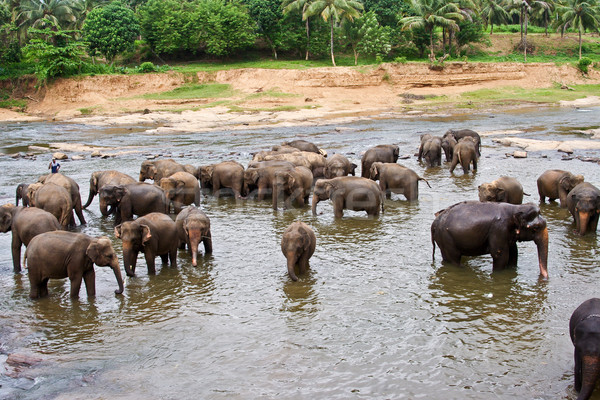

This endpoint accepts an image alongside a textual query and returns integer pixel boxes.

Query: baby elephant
[570,298,600,400]
[449,137,478,174]
[537,169,584,208]
[175,206,212,267]
[369,162,430,201]
[281,221,316,281]
[25,231,123,299]
[478,176,526,204]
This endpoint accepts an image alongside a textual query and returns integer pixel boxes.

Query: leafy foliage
[83,1,140,63]
[342,11,391,64]
[577,57,593,73]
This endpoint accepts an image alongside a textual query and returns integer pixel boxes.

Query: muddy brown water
[1,106,600,399]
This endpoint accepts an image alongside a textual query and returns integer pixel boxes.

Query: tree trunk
[520,8,524,40]
[579,29,582,60]
[491,22,494,35]
[305,17,310,61]
[354,48,358,65]
[330,18,336,67]
[429,30,435,61]
[523,7,528,62]
[449,28,454,57]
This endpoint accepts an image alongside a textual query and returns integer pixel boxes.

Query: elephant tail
[523,191,531,196]
[419,176,432,188]
[430,225,436,261]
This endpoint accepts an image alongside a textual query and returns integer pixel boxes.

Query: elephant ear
[176,180,186,193]
[496,187,506,202]
[287,174,296,189]
[369,163,380,180]
[141,224,152,245]
[250,170,260,184]
[91,173,99,189]
[114,186,127,202]
[114,224,122,238]
[86,240,102,263]
[297,226,311,251]
[559,175,574,192]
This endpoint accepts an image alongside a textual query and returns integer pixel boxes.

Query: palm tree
[16,0,80,34]
[480,0,510,34]
[507,0,552,61]
[303,0,364,66]
[554,0,600,59]
[400,0,466,62]
[282,0,312,60]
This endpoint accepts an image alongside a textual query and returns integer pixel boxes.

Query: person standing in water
[48,157,60,173]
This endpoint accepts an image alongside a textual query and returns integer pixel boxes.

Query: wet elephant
[281,221,316,281]
[431,201,548,278]
[99,182,168,225]
[312,176,384,218]
[25,231,123,299]
[15,183,31,206]
[419,136,443,167]
[478,176,525,204]
[139,159,189,183]
[198,161,245,198]
[537,169,584,208]
[175,206,212,267]
[38,173,86,225]
[28,182,73,229]
[82,170,136,215]
[361,144,400,178]
[449,137,478,174]
[369,162,430,201]
[254,151,325,177]
[0,205,61,273]
[446,128,481,156]
[567,183,600,235]
[441,134,457,162]
[115,212,178,277]
[244,162,295,201]
[323,154,357,178]
[158,171,200,214]
[570,298,600,400]
[281,139,326,156]
[273,166,313,210]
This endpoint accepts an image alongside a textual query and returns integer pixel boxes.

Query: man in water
[48,157,60,173]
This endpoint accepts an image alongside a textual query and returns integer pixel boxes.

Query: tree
[341,10,390,64]
[246,0,286,59]
[400,0,466,61]
[554,0,600,59]
[507,0,552,61]
[303,0,364,66]
[282,0,312,60]
[480,0,510,34]
[16,0,80,37]
[137,0,196,56]
[83,1,139,65]
[362,0,409,26]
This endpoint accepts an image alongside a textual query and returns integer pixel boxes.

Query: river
[1,106,599,399]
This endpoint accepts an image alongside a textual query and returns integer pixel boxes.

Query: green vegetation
[140,83,236,100]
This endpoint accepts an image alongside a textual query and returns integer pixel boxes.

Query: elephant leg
[472,157,477,171]
[39,278,49,298]
[143,249,156,274]
[508,243,518,267]
[298,251,311,275]
[83,269,96,296]
[11,235,22,273]
[575,350,583,392]
[28,274,40,298]
[74,199,86,224]
[69,273,83,297]
[439,244,461,265]
[490,242,510,271]
[169,246,177,268]
[333,197,344,218]
[203,232,213,254]
[590,215,599,233]
[160,254,168,264]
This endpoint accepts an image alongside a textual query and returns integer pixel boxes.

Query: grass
[0,99,27,112]
[140,83,236,100]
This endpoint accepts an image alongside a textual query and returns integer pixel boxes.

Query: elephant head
[0,204,13,233]
[114,221,151,277]
[243,168,261,198]
[25,183,43,207]
[158,176,183,202]
[281,224,313,281]
[198,165,214,189]
[561,173,585,194]
[312,179,336,215]
[512,204,548,278]
[570,299,600,400]
[83,171,102,210]
[369,162,384,181]
[139,161,157,182]
[99,185,127,216]
[16,183,30,207]
[86,236,124,294]
[183,214,210,267]
[570,191,600,236]
[478,182,505,202]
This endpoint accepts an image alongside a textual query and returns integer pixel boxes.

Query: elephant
[0,205,61,273]
[537,169,585,208]
[281,139,326,156]
[28,182,73,229]
[567,183,600,235]
[281,221,316,281]
[16,183,31,206]
[570,298,600,400]
[244,162,295,201]
[323,154,357,178]
[115,212,179,277]
[449,137,478,174]
[446,128,481,156]
[419,136,443,167]
[82,170,136,215]
[175,206,212,267]
[270,145,302,154]
[478,176,525,205]
[158,171,200,214]
[361,144,400,178]
[254,151,325,177]
[38,173,86,225]
[139,159,189,183]
[312,176,384,218]
[431,201,549,278]
[369,162,431,201]
[273,166,313,210]
[24,231,123,299]
[198,161,245,198]
[441,134,457,162]
[99,182,168,225]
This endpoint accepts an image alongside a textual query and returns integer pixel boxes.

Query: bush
[394,56,407,64]
[138,61,158,73]
[577,57,593,74]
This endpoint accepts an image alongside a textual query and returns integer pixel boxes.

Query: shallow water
[1,106,600,399]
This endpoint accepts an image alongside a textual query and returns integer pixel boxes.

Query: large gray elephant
[478,176,525,205]
[24,231,123,299]
[312,176,384,218]
[418,135,443,167]
[281,221,316,281]
[537,169,584,208]
[361,144,399,178]
[158,171,200,214]
[115,212,178,277]
[323,154,357,178]
[273,166,313,210]
[175,206,212,267]
[83,170,136,215]
[449,137,478,174]
[99,182,168,225]
[38,173,86,225]
[198,161,245,198]
[0,205,61,273]
[570,298,600,400]
[244,162,295,201]
[567,183,600,236]
[281,139,326,156]
[431,201,548,278]
[369,162,430,201]
[28,182,73,228]
[446,128,481,156]
[139,159,190,183]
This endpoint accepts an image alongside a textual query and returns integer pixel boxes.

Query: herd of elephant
[1,132,600,398]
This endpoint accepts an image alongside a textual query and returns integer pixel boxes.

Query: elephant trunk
[286,251,299,281]
[578,210,593,236]
[312,194,319,215]
[83,189,95,209]
[534,226,549,279]
[578,355,600,400]
[189,237,200,267]
[99,198,111,217]
[122,246,135,277]
[111,261,124,295]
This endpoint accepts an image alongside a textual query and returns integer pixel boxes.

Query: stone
[557,144,574,154]
[71,155,85,160]
[91,151,102,157]
[52,152,68,160]
[513,151,527,158]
